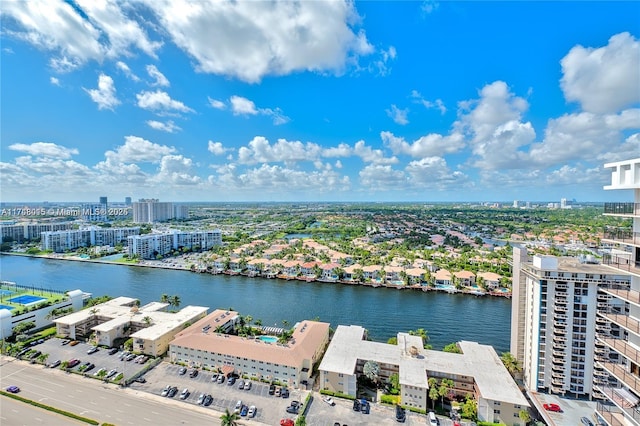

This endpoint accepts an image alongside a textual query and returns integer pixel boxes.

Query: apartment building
[127,230,222,259]
[169,310,330,387]
[132,199,188,223]
[511,247,630,399]
[320,325,528,425]
[41,227,140,252]
[1,222,74,243]
[597,157,640,425]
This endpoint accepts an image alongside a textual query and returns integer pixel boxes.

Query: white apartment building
[320,325,528,425]
[132,199,188,223]
[169,310,330,387]
[41,227,140,252]
[54,296,208,356]
[127,230,222,259]
[597,157,640,425]
[1,222,74,243]
[511,247,630,399]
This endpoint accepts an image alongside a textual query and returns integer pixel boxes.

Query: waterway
[0,255,512,353]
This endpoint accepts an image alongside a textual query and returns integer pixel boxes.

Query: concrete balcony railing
[602,287,640,306]
[601,312,640,336]
[603,227,640,246]
[600,337,640,365]
[596,385,640,424]
[604,202,640,216]
[595,401,626,426]
[602,254,640,276]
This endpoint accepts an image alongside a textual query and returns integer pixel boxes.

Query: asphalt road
[0,396,87,426]
[0,356,269,425]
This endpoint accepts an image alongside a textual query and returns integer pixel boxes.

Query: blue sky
[1,1,639,203]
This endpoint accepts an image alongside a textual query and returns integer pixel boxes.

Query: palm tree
[143,316,153,326]
[220,408,240,426]
[37,352,49,365]
[500,352,522,377]
[254,319,262,327]
[89,307,99,316]
[170,295,181,310]
[428,378,439,410]
[160,294,170,304]
[438,378,454,406]
[408,328,431,349]
[363,360,380,384]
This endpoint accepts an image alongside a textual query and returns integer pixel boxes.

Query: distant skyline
[1,1,639,202]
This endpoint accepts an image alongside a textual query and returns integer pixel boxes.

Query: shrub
[381,394,400,405]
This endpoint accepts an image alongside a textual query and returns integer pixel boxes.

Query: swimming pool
[0,289,13,296]
[8,295,47,305]
[0,304,14,310]
[258,335,278,343]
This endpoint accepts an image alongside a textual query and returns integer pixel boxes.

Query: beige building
[319,325,528,425]
[54,297,208,356]
[169,310,330,387]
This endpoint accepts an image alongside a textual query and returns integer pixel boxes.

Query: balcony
[554,320,568,328]
[553,335,567,343]
[596,401,626,426]
[604,202,640,216]
[552,349,566,357]
[603,227,640,246]
[601,312,640,336]
[602,287,640,307]
[600,338,640,365]
[553,328,568,336]
[596,385,640,423]
[599,362,640,395]
[602,254,640,276]
[554,304,567,313]
[554,312,568,321]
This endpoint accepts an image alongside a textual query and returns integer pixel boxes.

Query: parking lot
[22,338,151,383]
[133,362,308,425]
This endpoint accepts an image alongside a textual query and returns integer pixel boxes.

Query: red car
[544,403,562,412]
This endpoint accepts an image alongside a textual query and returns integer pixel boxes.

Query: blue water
[258,336,278,343]
[8,294,46,305]
[0,304,14,310]
[0,255,512,353]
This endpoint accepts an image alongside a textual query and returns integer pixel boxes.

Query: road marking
[143,418,152,422]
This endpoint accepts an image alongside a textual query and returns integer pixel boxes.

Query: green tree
[12,321,36,335]
[438,378,454,407]
[37,352,49,365]
[220,408,240,426]
[387,336,398,345]
[170,295,181,310]
[363,360,380,384]
[461,393,477,420]
[160,294,170,304]
[519,409,532,425]
[443,343,462,354]
[408,328,431,349]
[500,352,522,376]
[428,378,439,410]
[143,316,153,326]
[388,372,400,395]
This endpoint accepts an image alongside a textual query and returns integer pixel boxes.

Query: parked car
[203,394,213,406]
[168,386,178,397]
[247,405,257,418]
[353,399,361,412]
[237,379,245,389]
[29,350,41,360]
[108,347,119,355]
[234,400,243,413]
[581,418,594,426]
[134,377,146,383]
[67,359,81,368]
[217,374,225,384]
[243,381,252,390]
[161,385,171,397]
[275,387,281,397]
[323,396,336,406]
[61,340,70,346]
[361,400,370,414]
[240,405,249,417]
[87,346,99,354]
[189,369,198,378]
[125,353,136,361]
[69,340,79,346]
[179,388,190,400]
[395,405,406,423]
[197,393,206,405]
[269,384,276,395]
[178,367,187,375]
[281,388,289,398]
[6,385,20,393]
[83,362,95,372]
[543,403,562,412]
[106,369,118,379]
[227,376,236,386]
[286,401,300,414]
[211,373,219,382]
[48,359,61,368]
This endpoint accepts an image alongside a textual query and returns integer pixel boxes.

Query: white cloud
[386,104,409,125]
[353,140,398,165]
[140,0,374,83]
[208,97,226,110]
[411,90,446,114]
[2,0,160,71]
[146,120,181,133]
[359,164,406,191]
[322,143,352,158]
[207,141,231,155]
[381,131,465,158]
[8,142,79,159]
[560,32,640,114]
[229,96,290,125]
[84,73,120,110]
[116,61,140,81]
[421,1,440,14]
[405,157,469,190]
[50,76,60,86]
[237,136,322,165]
[156,155,201,185]
[103,135,176,164]
[146,64,170,87]
[136,90,193,114]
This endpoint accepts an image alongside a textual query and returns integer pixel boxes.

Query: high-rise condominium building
[597,157,640,425]
[132,199,188,223]
[511,247,630,399]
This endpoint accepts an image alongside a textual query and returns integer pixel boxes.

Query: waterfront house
[282,260,301,278]
[405,267,427,285]
[300,261,319,277]
[385,266,404,283]
[320,263,341,281]
[434,269,452,286]
[342,264,362,282]
[362,265,383,281]
[476,271,502,289]
[454,270,476,286]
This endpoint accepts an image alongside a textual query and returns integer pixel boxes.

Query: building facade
[1,222,74,243]
[597,157,640,425]
[127,230,222,259]
[132,199,188,223]
[169,310,330,388]
[41,227,140,252]
[320,325,528,425]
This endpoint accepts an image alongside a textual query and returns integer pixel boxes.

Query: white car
[322,396,336,406]
[180,388,190,400]
[247,405,257,418]
[197,393,205,405]
[234,400,243,413]
[243,381,252,390]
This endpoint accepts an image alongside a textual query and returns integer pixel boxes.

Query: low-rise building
[319,325,529,425]
[54,297,208,356]
[169,310,330,387]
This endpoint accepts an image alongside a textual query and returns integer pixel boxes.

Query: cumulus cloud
[237,136,322,165]
[50,76,60,86]
[411,90,446,114]
[208,97,226,110]
[561,32,640,114]
[136,90,193,114]
[207,141,231,156]
[156,155,201,185]
[229,96,290,125]
[103,135,176,164]
[2,0,160,71]
[381,131,465,158]
[84,73,120,110]
[140,0,374,83]
[146,64,169,87]
[405,157,469,190]
[359,164,406,191]
[386,104,409,125]
[8,142,79,159]
[116,61,140,81]
[146,120,181,133]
